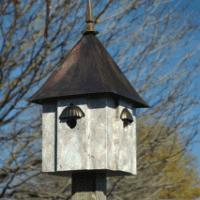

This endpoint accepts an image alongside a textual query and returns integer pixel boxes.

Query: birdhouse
[30,0,148,177]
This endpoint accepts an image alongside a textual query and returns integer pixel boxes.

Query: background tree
[0,0,200,199]
[107,123,200,200]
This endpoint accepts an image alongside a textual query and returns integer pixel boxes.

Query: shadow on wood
[72,172,106,200]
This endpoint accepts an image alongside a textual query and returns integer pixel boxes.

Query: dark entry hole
[66,119,77,129]
[123,120,129,128]
[59,104,85,129]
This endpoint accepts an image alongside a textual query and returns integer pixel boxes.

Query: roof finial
[85,0,97,34]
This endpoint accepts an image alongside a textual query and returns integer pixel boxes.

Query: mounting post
[72,172,107,200]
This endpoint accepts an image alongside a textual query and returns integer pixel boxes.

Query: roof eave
[29,92,149,108]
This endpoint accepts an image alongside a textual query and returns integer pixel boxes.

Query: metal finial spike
[86,0,94,22]
[85,0,95,33]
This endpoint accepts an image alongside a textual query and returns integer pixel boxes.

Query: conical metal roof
[30,34,148,107]
[30,0,148,108]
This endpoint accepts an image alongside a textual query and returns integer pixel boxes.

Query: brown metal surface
[59,105,85,122]
[30,33,148,107]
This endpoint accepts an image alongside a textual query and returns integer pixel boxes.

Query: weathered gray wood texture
[42,97,136,175]
[42,103,56,172]
[71,172,106,200]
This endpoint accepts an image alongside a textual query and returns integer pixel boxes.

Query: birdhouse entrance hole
[120,108,133,128]
[59,104,85,129]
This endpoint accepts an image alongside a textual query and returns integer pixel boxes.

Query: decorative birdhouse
[30,0,148,177]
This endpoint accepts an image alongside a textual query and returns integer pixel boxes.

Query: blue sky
[0,0,200,176]
[185,0,200,173]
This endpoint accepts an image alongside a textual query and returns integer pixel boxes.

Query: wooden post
[72,172,107,200]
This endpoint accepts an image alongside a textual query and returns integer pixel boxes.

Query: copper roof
[30,33,148,108]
